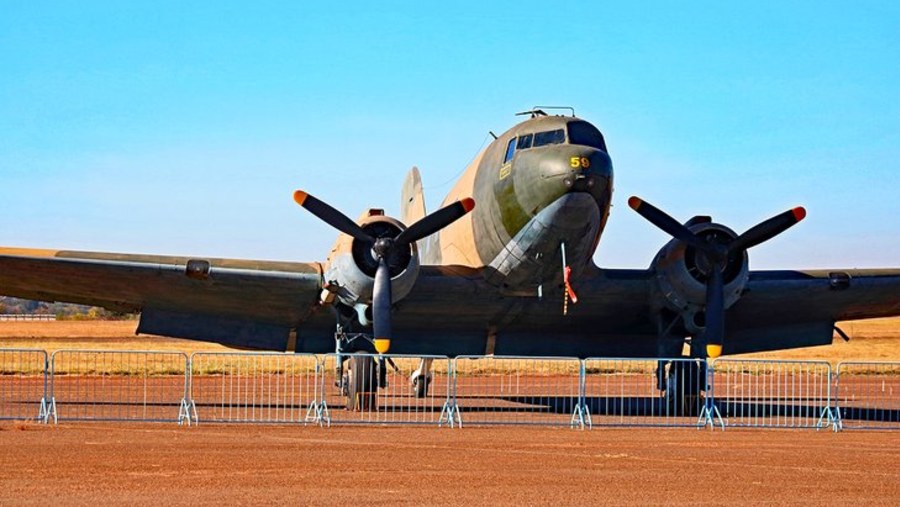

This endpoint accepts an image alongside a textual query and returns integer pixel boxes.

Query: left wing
[0,247,330,349]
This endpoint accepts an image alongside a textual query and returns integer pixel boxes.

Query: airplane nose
[538,146,612,197]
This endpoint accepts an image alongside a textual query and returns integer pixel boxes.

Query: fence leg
[439,399,461,428]
[178,398,197,426]
[38,397,50,424]
[569,402,590,430]
[46,397,57,424]
[698,397,725,431]
[304,359,330,427]
[569,361,591,430]
[816,406,840,432]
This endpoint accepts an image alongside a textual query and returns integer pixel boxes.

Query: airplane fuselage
[423,114,613,292]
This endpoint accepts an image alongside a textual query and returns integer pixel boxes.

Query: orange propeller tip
[293,190,308,206]
[627,196,642,210]
[461,197,475,213]
[792,207,807,222]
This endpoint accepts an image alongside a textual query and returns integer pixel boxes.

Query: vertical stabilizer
[401,166,427,225]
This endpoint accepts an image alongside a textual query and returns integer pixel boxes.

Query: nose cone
[538,145,612,194]
[512,145,612,215]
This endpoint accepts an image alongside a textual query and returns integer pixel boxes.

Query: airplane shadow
[456,396,701,417]
[836,406,900,423]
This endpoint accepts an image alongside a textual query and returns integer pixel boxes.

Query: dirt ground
[1,319,899,505]
[0,422,897,506]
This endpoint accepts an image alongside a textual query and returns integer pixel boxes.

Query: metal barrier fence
[0,314,57,321]
[834,362,900,430]
[50,350,190,424]
[0,349,50,422]
[451,356,584,427]
[320,354,453,426]
[710,359,836,430]
[189,352,322,425]
[2,348,898,431]
[583,357,713,428]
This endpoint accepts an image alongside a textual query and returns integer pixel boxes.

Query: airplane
[2,107,899,407]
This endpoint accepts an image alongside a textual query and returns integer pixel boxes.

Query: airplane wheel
[411,375,431,398]
[348,355,377,411]
[666,361,706,417]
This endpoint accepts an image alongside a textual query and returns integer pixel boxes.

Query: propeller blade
[372,258,392,354]
[293,190,374,243]
[395,198,475,246]
[727,207,806,254]
[627,197,708,252]
[704,264,725,359]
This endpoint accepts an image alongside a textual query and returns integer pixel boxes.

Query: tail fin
[401,166,427,225]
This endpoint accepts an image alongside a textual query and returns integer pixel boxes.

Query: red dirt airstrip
[1,422,898,506]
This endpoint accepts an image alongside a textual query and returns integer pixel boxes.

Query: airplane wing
[397,266,900,357]
[723,269,900,354]
[2,246,898,357]
[0,247,331,350]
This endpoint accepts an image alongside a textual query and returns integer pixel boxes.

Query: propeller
[628,196,806,358]
[294,190,475,354]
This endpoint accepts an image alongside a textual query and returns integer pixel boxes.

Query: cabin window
[503,138,516,163]
[567,121,608,152]
[516,134,533,150]
[532,129,565,147]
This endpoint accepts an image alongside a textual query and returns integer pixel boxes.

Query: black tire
[412,375,431,398]
[347,355,377,411]
[666,361,707,416]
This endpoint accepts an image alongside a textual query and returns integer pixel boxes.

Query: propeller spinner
[628,196,806,358]
[294,190,475,354]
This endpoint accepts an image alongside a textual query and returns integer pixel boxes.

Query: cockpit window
[516,134,533,150]
[503,138,516,163]
[532,129,565,147]
[567,121,608,152]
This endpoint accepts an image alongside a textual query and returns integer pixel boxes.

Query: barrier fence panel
[451,356,583,427]
[583,358,710,428]
[189,352,322,425]
[50,350,190,423]
[711,359,835,430]
[834,362,900,430]
[0,349,50,422]
[320,354,452,426]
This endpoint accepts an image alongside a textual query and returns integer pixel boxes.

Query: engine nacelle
[321,211,420,315]
[651,222,749,333]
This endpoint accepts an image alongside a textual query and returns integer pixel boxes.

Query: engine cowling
[322,213,420,314]
[651,221,749,333]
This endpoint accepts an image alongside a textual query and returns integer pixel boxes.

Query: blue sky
[1,1,897,269]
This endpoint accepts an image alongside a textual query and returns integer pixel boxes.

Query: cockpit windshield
[532,129,565,147]
[567,121,608,153]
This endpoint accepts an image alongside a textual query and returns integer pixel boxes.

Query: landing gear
[410,358,433,398]
[664,360,707,417]
[347,355,378,411]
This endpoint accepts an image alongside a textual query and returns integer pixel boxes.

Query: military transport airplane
[2,108,899,402]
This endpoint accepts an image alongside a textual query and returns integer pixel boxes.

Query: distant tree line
[0,296,136,320]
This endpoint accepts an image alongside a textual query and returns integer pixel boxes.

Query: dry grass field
[1,317,898,364]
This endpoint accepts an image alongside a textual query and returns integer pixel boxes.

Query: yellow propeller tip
[706,344,722,359]
[293,190,308,206]
[373,338,391,354]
